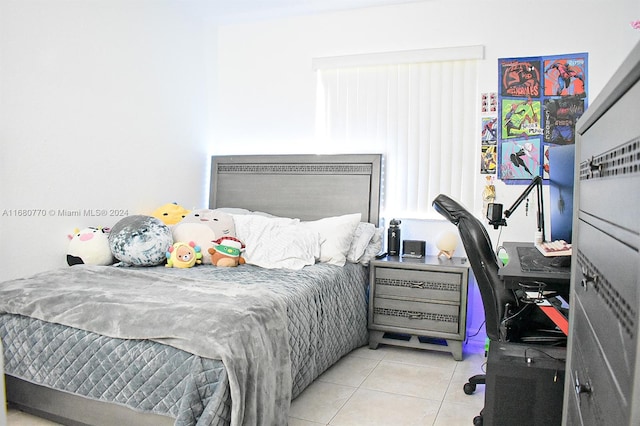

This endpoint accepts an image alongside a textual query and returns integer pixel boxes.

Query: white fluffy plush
[67,227,114,266]
[172,209,237,264]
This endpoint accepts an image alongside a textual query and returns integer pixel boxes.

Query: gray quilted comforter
[0,263,369,425]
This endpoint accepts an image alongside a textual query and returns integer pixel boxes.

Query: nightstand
[368,255,470,360]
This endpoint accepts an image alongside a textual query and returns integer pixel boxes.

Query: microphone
[487,203,507,229]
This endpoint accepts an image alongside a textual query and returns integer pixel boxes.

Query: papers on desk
[535,240,572,257]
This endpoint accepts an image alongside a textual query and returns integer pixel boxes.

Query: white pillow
[232,214,319,270]
[218,207,280,218]
[300,213,362,266]
[347,222,377,264]
[359,227,383,266]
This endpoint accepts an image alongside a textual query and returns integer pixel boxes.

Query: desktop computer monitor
[548,144,575,243]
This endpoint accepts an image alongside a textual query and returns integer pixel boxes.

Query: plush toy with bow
[208,236,246,267]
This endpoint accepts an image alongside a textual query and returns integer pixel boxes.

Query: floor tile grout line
[325,354,383,426]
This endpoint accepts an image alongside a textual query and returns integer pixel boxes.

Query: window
[314,46,483,219]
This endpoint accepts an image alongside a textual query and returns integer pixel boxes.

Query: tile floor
[6,340,487,426]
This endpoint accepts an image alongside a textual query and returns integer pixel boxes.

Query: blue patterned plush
[108,215,173,266]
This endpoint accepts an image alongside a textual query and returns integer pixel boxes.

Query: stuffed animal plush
[151,202,191,225]
[67,227,114,266]
[165,241,202,268]
[172,209,237,264]
[208,236,246,267]
[109,215,173,266]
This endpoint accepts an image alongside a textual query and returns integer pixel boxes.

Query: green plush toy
[208,236,246,267]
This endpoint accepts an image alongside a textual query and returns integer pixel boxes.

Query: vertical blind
[314,46,482,219]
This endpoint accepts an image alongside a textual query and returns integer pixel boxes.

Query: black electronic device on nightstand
[402,240,425,258]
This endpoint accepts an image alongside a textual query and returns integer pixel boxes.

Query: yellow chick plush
[151,202,190,225]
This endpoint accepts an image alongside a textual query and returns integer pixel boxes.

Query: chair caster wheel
[463,382,476,395]
[473,415,483,426]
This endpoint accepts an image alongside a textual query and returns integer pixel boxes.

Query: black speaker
[402,240,425,258]
[484,342,566,426]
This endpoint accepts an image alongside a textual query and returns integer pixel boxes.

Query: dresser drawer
[577,156,640,235]
[569,300,628,426]
[373,267,462,303]
[372,297,459,334]
[577,80,640,235]
[574,220,638,401]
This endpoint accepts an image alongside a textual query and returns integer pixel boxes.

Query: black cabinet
[485,342,566,426]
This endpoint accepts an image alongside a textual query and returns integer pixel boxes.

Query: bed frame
[210,154,381,224]
[5,153,382,425]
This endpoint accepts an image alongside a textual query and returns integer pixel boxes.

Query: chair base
[463,374,486,395]
[473,410,484,426]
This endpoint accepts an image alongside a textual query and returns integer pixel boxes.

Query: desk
[498,242,571,291]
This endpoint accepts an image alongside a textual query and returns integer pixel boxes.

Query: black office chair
[432,194,566,425]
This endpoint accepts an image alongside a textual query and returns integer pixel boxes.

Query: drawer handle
[574,373,592,397]
[589,157,602,175]
[410,282,426,289]
[580,268,598,291]
[408,313,424,320]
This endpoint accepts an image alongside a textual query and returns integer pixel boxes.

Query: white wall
[214,0,640,253]
[0,0,212,280]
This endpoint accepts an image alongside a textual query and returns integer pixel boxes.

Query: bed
[0,154,382,426]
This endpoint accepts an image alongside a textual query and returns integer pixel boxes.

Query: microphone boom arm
[504,175,545,241]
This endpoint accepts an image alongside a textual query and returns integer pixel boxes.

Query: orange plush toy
[208,236,246,267]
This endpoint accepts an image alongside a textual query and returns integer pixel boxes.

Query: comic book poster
[543,95,586,144]
[501,98,542,140]
[497,53,587,182]
[481,144,497,174]
[482,116,498,143]
[543,56,587,97]
[480,93,498,175]
[499,137,542,180]
[499,58,541,98]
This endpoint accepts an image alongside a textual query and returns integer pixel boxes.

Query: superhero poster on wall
[497,53,587,182]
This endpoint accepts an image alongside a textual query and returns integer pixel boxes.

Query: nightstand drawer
[372,297,459,333]
[373,267,462,303]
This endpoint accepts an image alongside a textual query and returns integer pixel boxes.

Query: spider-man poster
[543,57,586,97]
[498,53,587,182]
[500,58,541,98]
[500,137,542,180]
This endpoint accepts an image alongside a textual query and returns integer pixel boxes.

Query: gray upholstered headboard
[209,154,381,224]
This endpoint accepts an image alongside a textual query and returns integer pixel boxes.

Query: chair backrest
[432,194,517,341]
